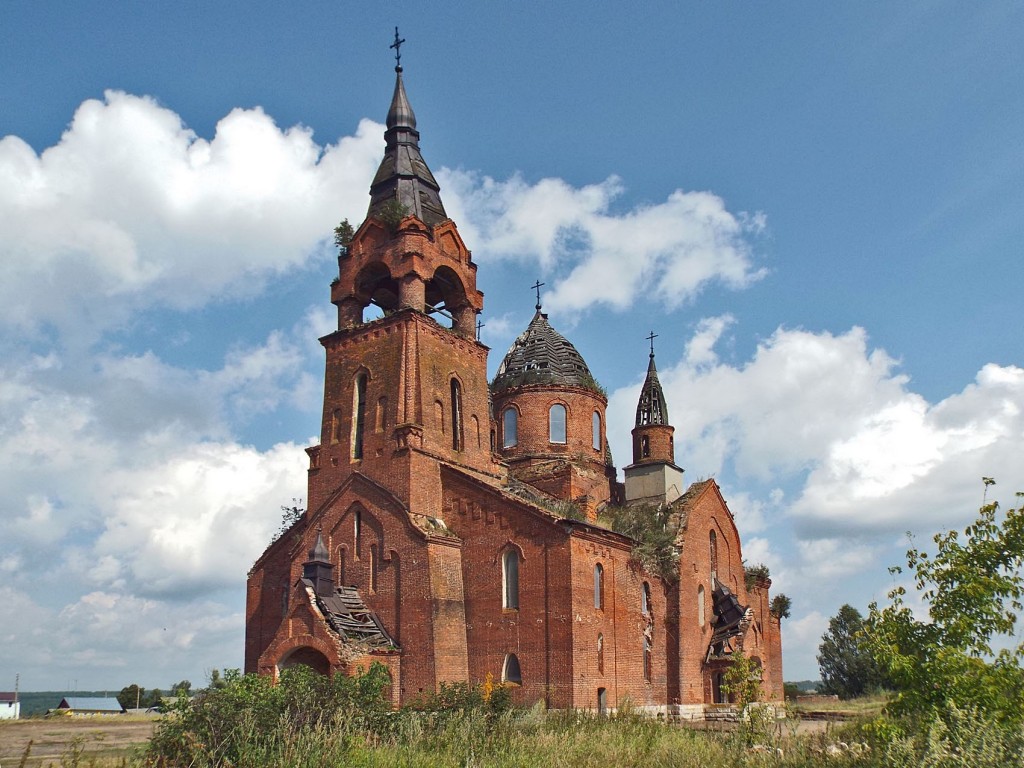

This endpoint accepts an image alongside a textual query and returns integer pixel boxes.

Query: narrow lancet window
[592,411,601,451]
[594,563,604,610]
[643,636,652,682]
[351,372,367,460]
[450,379,463,451]
[502,549,519,610]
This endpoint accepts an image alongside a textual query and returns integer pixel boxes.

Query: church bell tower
[306,42,494,518]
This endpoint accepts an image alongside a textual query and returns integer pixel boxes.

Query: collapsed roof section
[707,580,754,662]
[302,580,397,650]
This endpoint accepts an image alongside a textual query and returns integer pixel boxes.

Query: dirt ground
[0,716,157,767]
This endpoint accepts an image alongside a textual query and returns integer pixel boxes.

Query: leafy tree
[817,604,887,699]
[334,218,355,256]
[206,668,236,691]
[721,651,779,746]
[744,562,771,590]
[864,489,1024,722]
[169,679,191,697]
[721,650,763,709]
[770,594,792,620]
[117,683,144,710]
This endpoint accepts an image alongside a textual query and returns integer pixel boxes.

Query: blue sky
[2,1,1022,690]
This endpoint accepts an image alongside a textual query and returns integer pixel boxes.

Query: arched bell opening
[354,262,400,323]
[278,646,331,676]
[425,266,474,336]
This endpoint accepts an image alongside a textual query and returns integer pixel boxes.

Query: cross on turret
[390,27,406,72]
[646,330,658,357]
[532,280,545,311]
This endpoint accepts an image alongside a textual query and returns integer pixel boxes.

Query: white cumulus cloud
[0,90,382,341]
[440,170,766,315]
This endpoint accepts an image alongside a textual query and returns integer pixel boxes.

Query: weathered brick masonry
[245,61,783,715]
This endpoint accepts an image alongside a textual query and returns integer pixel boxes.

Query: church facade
[245,59,783,717]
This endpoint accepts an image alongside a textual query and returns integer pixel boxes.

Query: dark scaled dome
[492,310,602,395]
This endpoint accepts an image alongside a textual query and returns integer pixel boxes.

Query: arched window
[643,635,652,682]
[592,411,601,451]
[450,379,463,451]
[549,404,567,444]
[594,563,604,610]
[641,582,651,615]
[375,396,387,432]
[351,372,367,460]
[502,549,519,610]
[471,414,480,448]
[698,584,706,628]
[502,653,522,685]
[709,530,718,583]
[641,435,650,458]
[502,408,518,448]
[597,633,604,674]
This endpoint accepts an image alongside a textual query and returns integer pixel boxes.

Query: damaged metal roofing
[304,581,397,649]
[492,310,601,394]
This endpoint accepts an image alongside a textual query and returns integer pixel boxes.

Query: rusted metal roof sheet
[309,583,397,649]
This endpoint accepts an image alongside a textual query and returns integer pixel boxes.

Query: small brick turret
[624,343,684,505]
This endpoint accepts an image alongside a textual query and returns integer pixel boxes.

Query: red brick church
[245,53,783,717]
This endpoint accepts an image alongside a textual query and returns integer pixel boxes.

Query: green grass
[791,693,889,716]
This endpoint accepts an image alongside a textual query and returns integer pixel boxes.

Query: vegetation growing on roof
[377,199,409,231]
[506,477,585,521]
[489,370,607,398]
[770,593,792,619]
[334,218,354,257]
[578,372,608,398]
[598,503,680,581]
[744,562,771,590]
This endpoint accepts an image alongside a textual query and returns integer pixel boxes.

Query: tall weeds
[142,668,1022,767]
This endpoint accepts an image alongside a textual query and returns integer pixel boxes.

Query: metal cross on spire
[646,330,658,357]
[476,318,485,340]
[390,27,406,72]
[531,280,545,311]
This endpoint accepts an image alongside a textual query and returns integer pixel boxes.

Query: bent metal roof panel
[492,310,601,394]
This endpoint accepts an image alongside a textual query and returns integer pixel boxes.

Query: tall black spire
[635,337,669,427]
[367,30,448,226]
